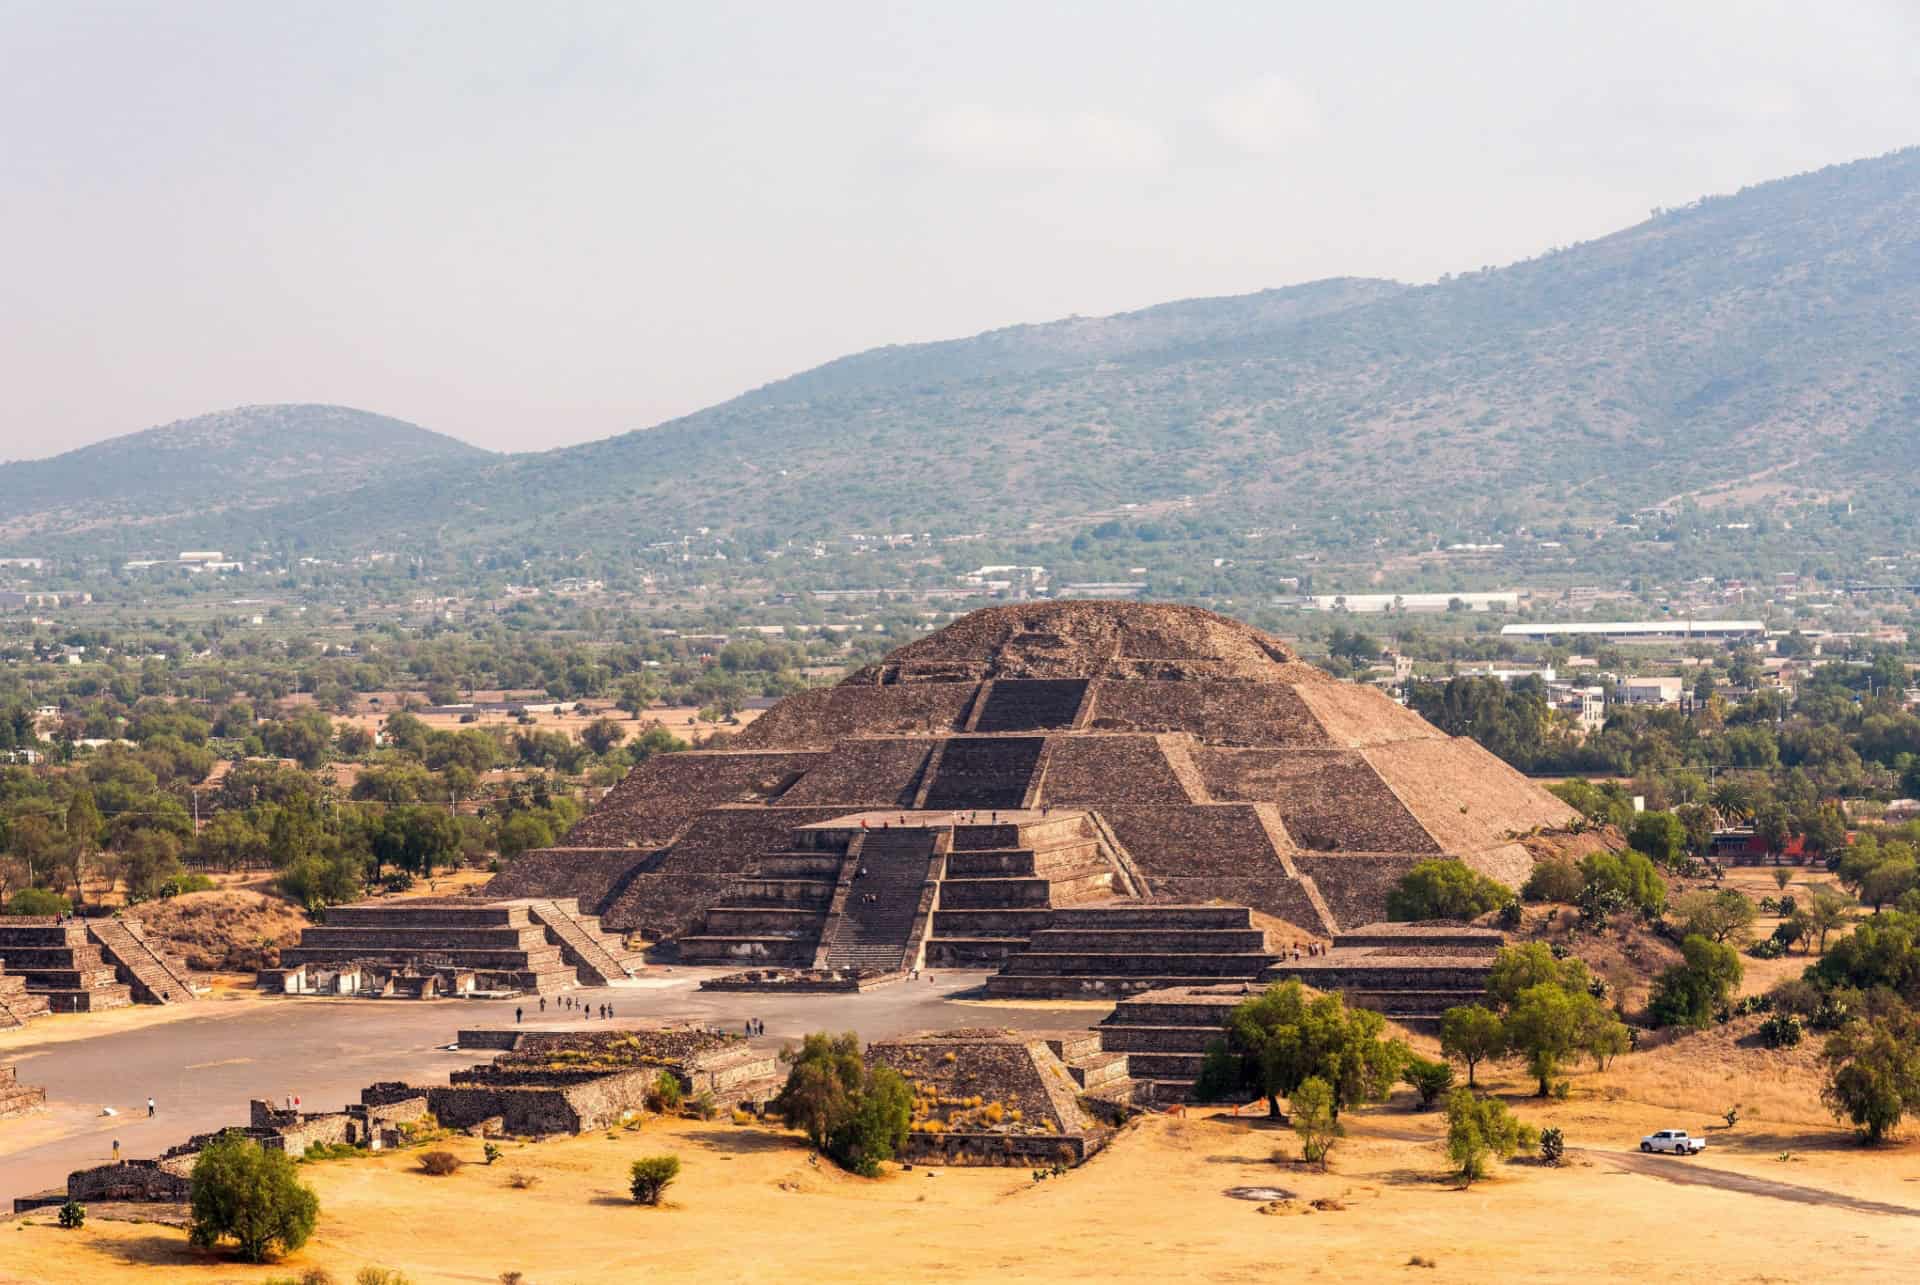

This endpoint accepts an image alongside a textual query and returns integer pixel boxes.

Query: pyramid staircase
[825,828,939,972]
[277,902,585,993]
[522,899,640,985]
[88,918,206,1004]
[0,1064,45,1117]
[0,922,133,1012]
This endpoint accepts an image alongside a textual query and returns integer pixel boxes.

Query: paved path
[0,970,1093,1202]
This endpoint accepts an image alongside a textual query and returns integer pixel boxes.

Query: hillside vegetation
[8,147,1920,563]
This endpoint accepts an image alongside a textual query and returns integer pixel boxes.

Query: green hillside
[8,147,1920,572]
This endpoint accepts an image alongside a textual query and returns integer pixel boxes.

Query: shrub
[482,1143,501,1165]
[687,1090,718,1121]
[629,1155,680,1205]
[1669,888,1757,944]
[1758,1014,1804,1044]
[57,1200,84,1229]
[506,1171,539,1190]
[355,1270,414,1285]
[1386,860,1511,922]
[417,1150,461,1176]
[1579,851,1666,919]
[189,1132,320,1262]
[1522,859,1583,905]
[1749,938,1786,960]
[159,872,217,899]
[7,888,70,917]
[1769,978,1822,1019]
[1497,898,1523,930]
[647,1070,684,1114]
[1401,1056,1454,1110]
[1538,1126,1564,1166]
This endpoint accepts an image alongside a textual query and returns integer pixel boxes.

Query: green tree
[1439,1003,1507,1087]
[1821,1012,1920,1143]
[187,1132,319,1263]
[1218,981,1409,1119]
[1668,888,1757,944]
[1579,850,1667,918]
[580,718,628,757]
[773,1031,912,1177]
[1402,1056,1454,1109]
[1290,1076,1342,1168]
[1626,811,1687,868]
[1806,885,1853,954]
[1445,1086,1532,1185]
[1648,935,1744,1029]
[1385,859,1511,922]
[628,1155,681,1205]
[1505,983,1590,1095]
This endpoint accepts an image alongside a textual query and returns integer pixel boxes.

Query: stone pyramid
[490,602,1574,946]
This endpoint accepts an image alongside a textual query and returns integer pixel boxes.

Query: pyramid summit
[490,602,1575,965]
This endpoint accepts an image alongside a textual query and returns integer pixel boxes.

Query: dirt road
[1586,1146,1920,1217]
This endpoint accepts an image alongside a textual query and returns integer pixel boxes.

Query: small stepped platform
[0,966,50,1028]
[269,898,635,995]
[983,904,1275,999]
[1095,984,1262,1103]
[0,923,135,1012]
[1262,921,1503,1033]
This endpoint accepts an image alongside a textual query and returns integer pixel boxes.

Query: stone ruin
[0,1064,44,1119]
[868,1028,1139,1167]
[0,917,205,1019]
[486,601,1573,993]
[261,897,643,996]
[21,1025,783,1213]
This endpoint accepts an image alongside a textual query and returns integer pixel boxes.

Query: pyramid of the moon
[489,602,1575,963]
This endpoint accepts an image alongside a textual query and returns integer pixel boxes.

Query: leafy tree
[1290,1076,1341,1168]
[1668,888,1757,944]
[1486,942,1592,1010]
[1505,983,1589,1095]
[115,829,184,902]
[1822,1011,1920,1143]
[1439,1003,1507,1087]
[1402,1056,1454,1109]
[1626,811,1687,868]
[580,718,628,757]
[1385,860,1511,922]
[1811,909,1920,998]
[1216,981,1409,1119]
[7,887,70,916]
[1648,935,1744,1029]
[773,1031,911,1177]
[1806,885,1853,954]
[1862,860,1917,912]
[188,1132,320,1263]
[1445,1086,1532,1185]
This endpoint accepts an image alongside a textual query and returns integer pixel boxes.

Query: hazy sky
[4,1,1918,461]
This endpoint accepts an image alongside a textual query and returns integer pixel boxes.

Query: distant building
[1615,676,1685,707]
[1059,582,1147,599]
[1500,619,1766,643]
[1308,591,1519,614]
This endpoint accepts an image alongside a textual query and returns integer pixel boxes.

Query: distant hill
[10,146,1920,566]
[0,405,488,544]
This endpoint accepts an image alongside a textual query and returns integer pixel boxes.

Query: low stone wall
[68,1158,193,1203]
[901,1130,1093,1167]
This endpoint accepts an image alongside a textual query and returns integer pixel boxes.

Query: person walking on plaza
[516,1005,523,1024]
[147,1096,155,1117]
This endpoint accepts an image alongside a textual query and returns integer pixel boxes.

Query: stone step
[721,878,837,905]
[924,937,1025,966]
[39,985,134,1013]
[1263,963,1493,989]
[937,877,1051,909]
[928,908,1054,937]
[1106,1050,1205,1080]
[984,974,1247,1000]
[1065,1051,1131,1089]
[997,951,1272,977]
[1024,928,1269,953]
[1047,905,1254,930]
[281,927,553,951]
[1044,1032,1103,1062]
[323,906,532,928]
[279,946,567,970]
[700,907,828,933]
[676,935,817,965]
[1096,1024,1225,1054]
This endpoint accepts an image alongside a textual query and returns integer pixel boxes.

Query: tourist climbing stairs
[88,918,204,1004]
[525,900,634,986]
[827,830,935,972]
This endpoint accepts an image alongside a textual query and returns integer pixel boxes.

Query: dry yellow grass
[8,1061,1920,1285]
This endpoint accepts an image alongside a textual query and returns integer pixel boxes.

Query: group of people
[743,1018,765,1037]
[514,995,617,1023]
[1284,940,1327,961]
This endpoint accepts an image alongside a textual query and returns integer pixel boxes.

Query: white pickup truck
[1641,1129,1706,1155]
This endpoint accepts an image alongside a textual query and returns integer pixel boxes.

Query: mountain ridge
[5,145,1919,565]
